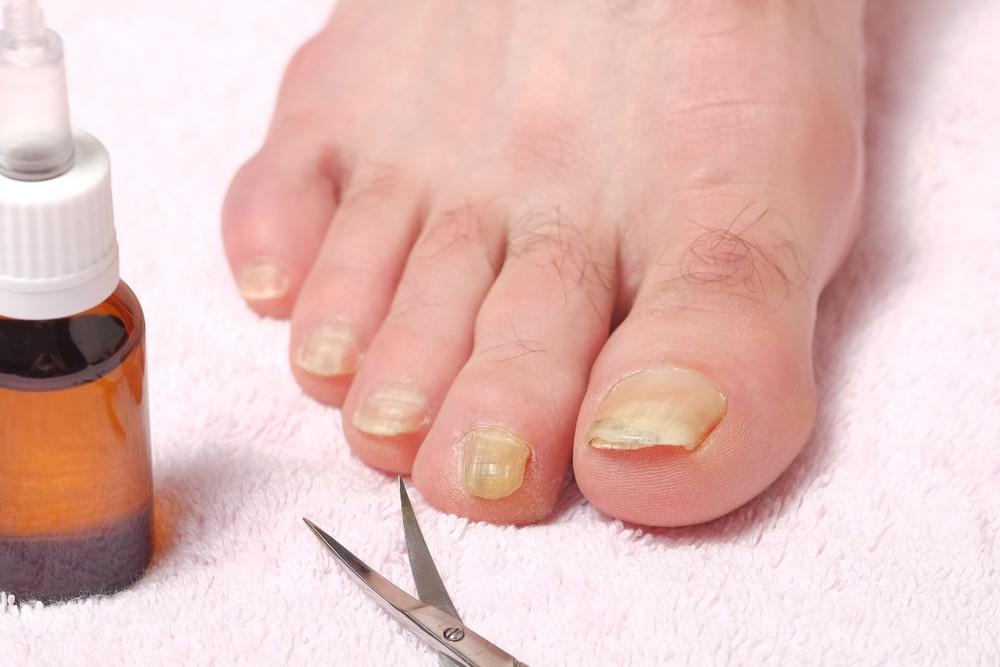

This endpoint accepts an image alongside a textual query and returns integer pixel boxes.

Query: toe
[412,201,617,524]
[574,204,821,527]
[222,136,339,318]
[289,167,424,405]
[340,200,506,473]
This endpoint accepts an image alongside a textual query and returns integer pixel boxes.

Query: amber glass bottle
[0,283,152,603]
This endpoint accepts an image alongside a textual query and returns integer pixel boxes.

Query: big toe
[574,273,819,527]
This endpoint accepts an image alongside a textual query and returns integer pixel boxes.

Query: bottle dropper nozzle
[0,0,74,181]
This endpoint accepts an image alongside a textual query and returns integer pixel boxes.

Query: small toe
[222,136,341,318]
[288,169,426,406]
[340,200,507,473]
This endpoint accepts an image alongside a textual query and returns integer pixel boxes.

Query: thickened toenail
[238,260,290,301]
[585,367,727,451]
[295,324,362,377]
[352,384,430,437]
[460,426,532,500]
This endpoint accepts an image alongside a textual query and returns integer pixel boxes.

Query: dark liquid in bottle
[0,284,152,603]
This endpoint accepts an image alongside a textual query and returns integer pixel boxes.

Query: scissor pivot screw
[443,627,465,642]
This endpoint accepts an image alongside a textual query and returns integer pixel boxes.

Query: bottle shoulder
[0,281,145,391]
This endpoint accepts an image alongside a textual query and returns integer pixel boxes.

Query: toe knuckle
[647,204,810,310]
[342,161,404,208]
[414,204,492,259]
[506,206,610,290]
[681,224,805,299]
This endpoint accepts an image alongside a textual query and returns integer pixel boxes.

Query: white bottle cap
[0,129,119,320]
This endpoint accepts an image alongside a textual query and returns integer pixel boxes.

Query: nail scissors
[303,479,529,667]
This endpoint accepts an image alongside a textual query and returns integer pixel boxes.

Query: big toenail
[352,384,430,437]
[585,367,727,451]
[238,260,290,301]
[295,324,362,377]
[460,426,532,500]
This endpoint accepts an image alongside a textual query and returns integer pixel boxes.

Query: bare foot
[223,1,865,526]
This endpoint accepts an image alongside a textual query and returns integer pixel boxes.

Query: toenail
[352,384,430,437]
[295,324,362,377]
[238,260,291,301]
[585,367,727,451]
[460,426,532,500]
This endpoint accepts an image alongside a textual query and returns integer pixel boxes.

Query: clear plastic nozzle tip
[0,0,74,181]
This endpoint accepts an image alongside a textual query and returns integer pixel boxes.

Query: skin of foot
[223,0,865,526]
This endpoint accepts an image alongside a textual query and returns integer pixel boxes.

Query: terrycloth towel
[2,0,998,664]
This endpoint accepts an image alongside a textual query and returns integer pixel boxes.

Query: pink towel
[3,0,998,663]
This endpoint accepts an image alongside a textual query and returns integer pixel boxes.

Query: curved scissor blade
[398,477,461,620]
[398,478,463,667]
[303,518,420,612]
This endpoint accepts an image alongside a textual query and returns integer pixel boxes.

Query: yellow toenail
[585,367,727,451]
[238,260,291,301]
[352,384,430,437]
[460,426,532,500]
[295,324,362,377]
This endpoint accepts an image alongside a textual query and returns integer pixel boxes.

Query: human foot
[223,1,864,526]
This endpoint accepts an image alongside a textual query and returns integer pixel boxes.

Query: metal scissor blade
[398,478,464,667]
[303,519,524,667]
[398,477,461,619]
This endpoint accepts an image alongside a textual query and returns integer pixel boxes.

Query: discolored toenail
[460,426,532,500]
[352,384,430,437]
[295,323,362,377]
[585,367,727,451]
[238,260,291,301]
